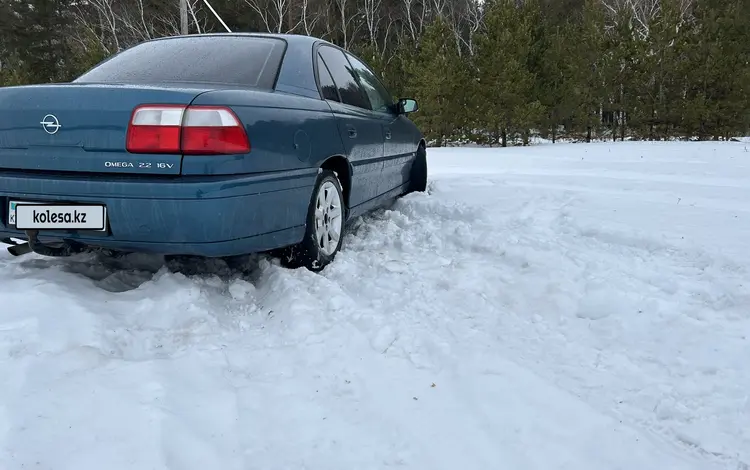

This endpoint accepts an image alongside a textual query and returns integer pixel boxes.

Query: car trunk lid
[0,83,212,175]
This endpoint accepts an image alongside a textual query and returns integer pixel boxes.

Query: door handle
[347,126,357,138]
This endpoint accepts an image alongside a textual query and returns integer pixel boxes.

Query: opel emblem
[40,114,62,135]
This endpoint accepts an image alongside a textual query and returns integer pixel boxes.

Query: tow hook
[5,231,86,257]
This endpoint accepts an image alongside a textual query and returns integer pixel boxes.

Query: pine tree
[634,0,689,139]
[684,0,750,139]
[537,20,578,142]
[569,0,606,142]
[3,0,79,84]
[473,0,543,147]
[599,5,640,140]
[407,18,469,146]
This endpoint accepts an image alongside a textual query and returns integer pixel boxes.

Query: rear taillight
[126,105,184,154]
[126,104,251,155]
[181,106,251,155]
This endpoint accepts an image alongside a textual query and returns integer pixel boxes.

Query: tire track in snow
[321,174,748,469]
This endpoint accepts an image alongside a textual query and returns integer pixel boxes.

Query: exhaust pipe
[4,237,32,256]
[6,231,86,257]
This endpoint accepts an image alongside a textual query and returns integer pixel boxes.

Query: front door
[316,45,385,208]
[342,52,414,194]
[382,115,418,193]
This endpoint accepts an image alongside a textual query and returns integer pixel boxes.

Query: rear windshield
[74,36,286,89]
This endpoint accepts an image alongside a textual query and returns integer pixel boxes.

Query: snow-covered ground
[1,141,749,470]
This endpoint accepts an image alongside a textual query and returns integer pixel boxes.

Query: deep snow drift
[1,141,748,470]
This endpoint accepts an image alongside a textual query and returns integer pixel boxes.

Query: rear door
[316,45,385,207]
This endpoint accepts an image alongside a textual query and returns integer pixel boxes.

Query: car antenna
[202,0,232,32]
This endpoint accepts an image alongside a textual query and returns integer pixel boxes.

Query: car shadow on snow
[5,197,411,293]
[11,249,273,293]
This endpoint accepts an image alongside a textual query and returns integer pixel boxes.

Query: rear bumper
[0,169,317,257]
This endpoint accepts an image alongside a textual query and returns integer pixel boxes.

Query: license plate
[9,201,107,231]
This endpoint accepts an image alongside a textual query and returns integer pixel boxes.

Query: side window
[317,46,371,110]
[345,53,394,114]
[317,53,340,102]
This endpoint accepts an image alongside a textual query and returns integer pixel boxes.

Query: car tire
[277,169,345,272]
[406,144,428,194]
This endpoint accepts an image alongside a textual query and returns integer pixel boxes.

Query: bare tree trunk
[361,0,383,50]
[612,109,618,141]
[244,0,290,33]
[180,0,189,34]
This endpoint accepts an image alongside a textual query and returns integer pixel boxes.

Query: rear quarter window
[74,36,286,89]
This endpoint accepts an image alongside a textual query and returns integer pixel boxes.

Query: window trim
[342,51,396,115]
[312,42,376,113]
[315,51,342,103]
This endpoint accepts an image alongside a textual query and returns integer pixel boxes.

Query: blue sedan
[0,33,427,271]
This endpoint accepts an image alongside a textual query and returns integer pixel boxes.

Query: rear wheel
[277,170,345,271]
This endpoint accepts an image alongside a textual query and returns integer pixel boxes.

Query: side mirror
[397,98,418,115]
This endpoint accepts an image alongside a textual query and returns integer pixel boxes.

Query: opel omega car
[0,33,427,271]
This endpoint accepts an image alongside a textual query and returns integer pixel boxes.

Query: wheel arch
[320,155,352,209]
